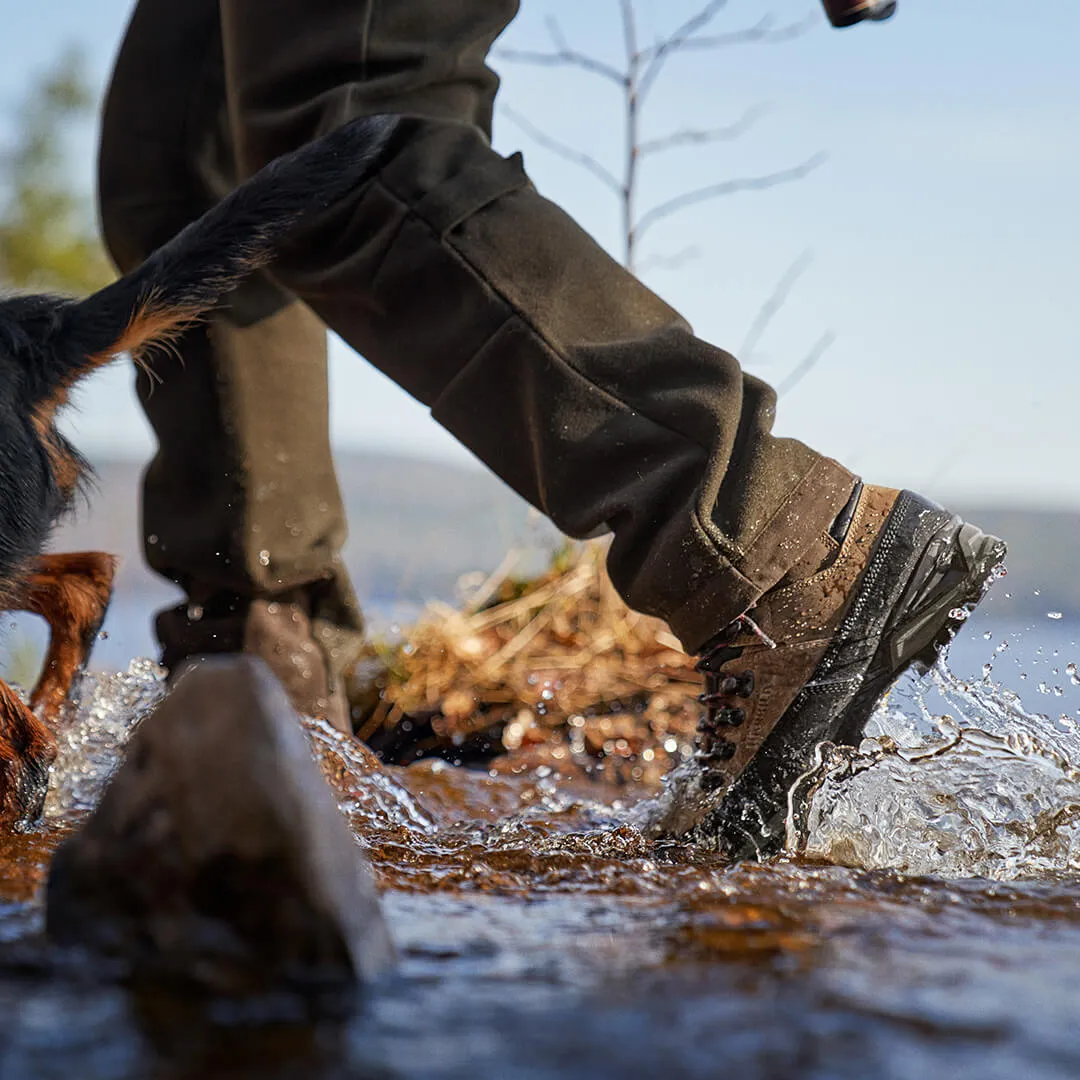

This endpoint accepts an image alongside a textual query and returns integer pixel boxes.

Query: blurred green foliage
[0,46,112,293]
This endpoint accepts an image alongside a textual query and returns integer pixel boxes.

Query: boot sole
[695,491,1006,860]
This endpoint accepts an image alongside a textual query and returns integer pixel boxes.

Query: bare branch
[619,0,638,68]
[740,249,814,360]
[639,11,814,102]
[636,246,703,275]
[776,331,836,397]
[501,104,623,195]
[634,152,827,243]
[679,14,817,52]
[638,0,731,100]
[495,16,626,86]
[639,105,767,156]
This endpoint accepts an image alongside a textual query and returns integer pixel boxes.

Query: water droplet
[983,631,993,641]
[664,738,678,753]
[949,608,970,621]
[1054,686,1065,697]
[1048,612,1064,620]
[1035,589,1042,597]
[981,663,993,679]
[147,534,158,545]
[258,550,271,567]
[1038,682,1050,695]
[186,603,204,622]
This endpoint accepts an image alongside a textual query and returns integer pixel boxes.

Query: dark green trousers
[98,0,855,719]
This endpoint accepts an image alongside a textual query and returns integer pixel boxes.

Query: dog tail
[58,114,397,389]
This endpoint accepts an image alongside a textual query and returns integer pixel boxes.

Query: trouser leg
[218,0,855,651]
[98,0,364,729]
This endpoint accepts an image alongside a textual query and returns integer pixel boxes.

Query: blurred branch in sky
[0,45,112,293]
[496,0,833,393]
[497,0,821,273]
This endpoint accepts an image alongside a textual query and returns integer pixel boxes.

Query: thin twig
[677,16,817,52]
[494,46,625,85]
[501,104,623,195]
[494,15,627,86]
[638,105,767,156]
[619,0,638,68]
[635,246,702,275]
[638,0,731,101]
[634,152,827,243]
[776,331,836,396]
[740,249,814,360]
[639,13,815,101]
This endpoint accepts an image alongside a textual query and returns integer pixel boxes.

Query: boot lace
[693,614,773,790]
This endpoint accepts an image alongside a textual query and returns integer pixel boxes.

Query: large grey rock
[46,656,394,993]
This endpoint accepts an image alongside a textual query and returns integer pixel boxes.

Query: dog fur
[0,114,396,826]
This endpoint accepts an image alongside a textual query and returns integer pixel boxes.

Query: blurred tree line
[0,47,112,294]
[0,47,112,686]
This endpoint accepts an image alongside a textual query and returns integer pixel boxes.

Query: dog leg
[24,552,117,725]
[0,679,56,826]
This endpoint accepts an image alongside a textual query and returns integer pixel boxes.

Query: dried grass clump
[356,543,705,786]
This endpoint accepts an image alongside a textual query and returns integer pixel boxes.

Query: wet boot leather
[157,591,358,732]
[687,484,1005,858]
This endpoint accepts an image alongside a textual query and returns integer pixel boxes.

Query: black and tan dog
[0,115,394,827]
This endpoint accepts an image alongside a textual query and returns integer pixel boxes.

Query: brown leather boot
[821,0,897,27]
[684,484,1005,859]
[157,591,375,734]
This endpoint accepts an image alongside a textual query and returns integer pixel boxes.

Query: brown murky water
[3,654,1080,1079]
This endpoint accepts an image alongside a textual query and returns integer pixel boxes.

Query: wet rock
[45,656,395,994]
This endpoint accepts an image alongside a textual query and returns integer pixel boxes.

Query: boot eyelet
[717,671,754,698]
[709,741,736,762]
[721,707,746,728]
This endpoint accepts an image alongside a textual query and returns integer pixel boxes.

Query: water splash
[792,658,1080,879]
[42,659,167,822]
[33,646,1080,885]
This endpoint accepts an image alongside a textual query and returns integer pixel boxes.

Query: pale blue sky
[2,1,1078,507]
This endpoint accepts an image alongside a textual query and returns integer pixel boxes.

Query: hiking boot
[156,591,378,734]
[686,483,1005,859]
[821,0,897,27]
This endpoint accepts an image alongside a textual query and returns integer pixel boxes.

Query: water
[3,620,1080,1076]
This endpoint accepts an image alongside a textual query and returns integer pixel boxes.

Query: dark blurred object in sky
[821,0,897,28]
